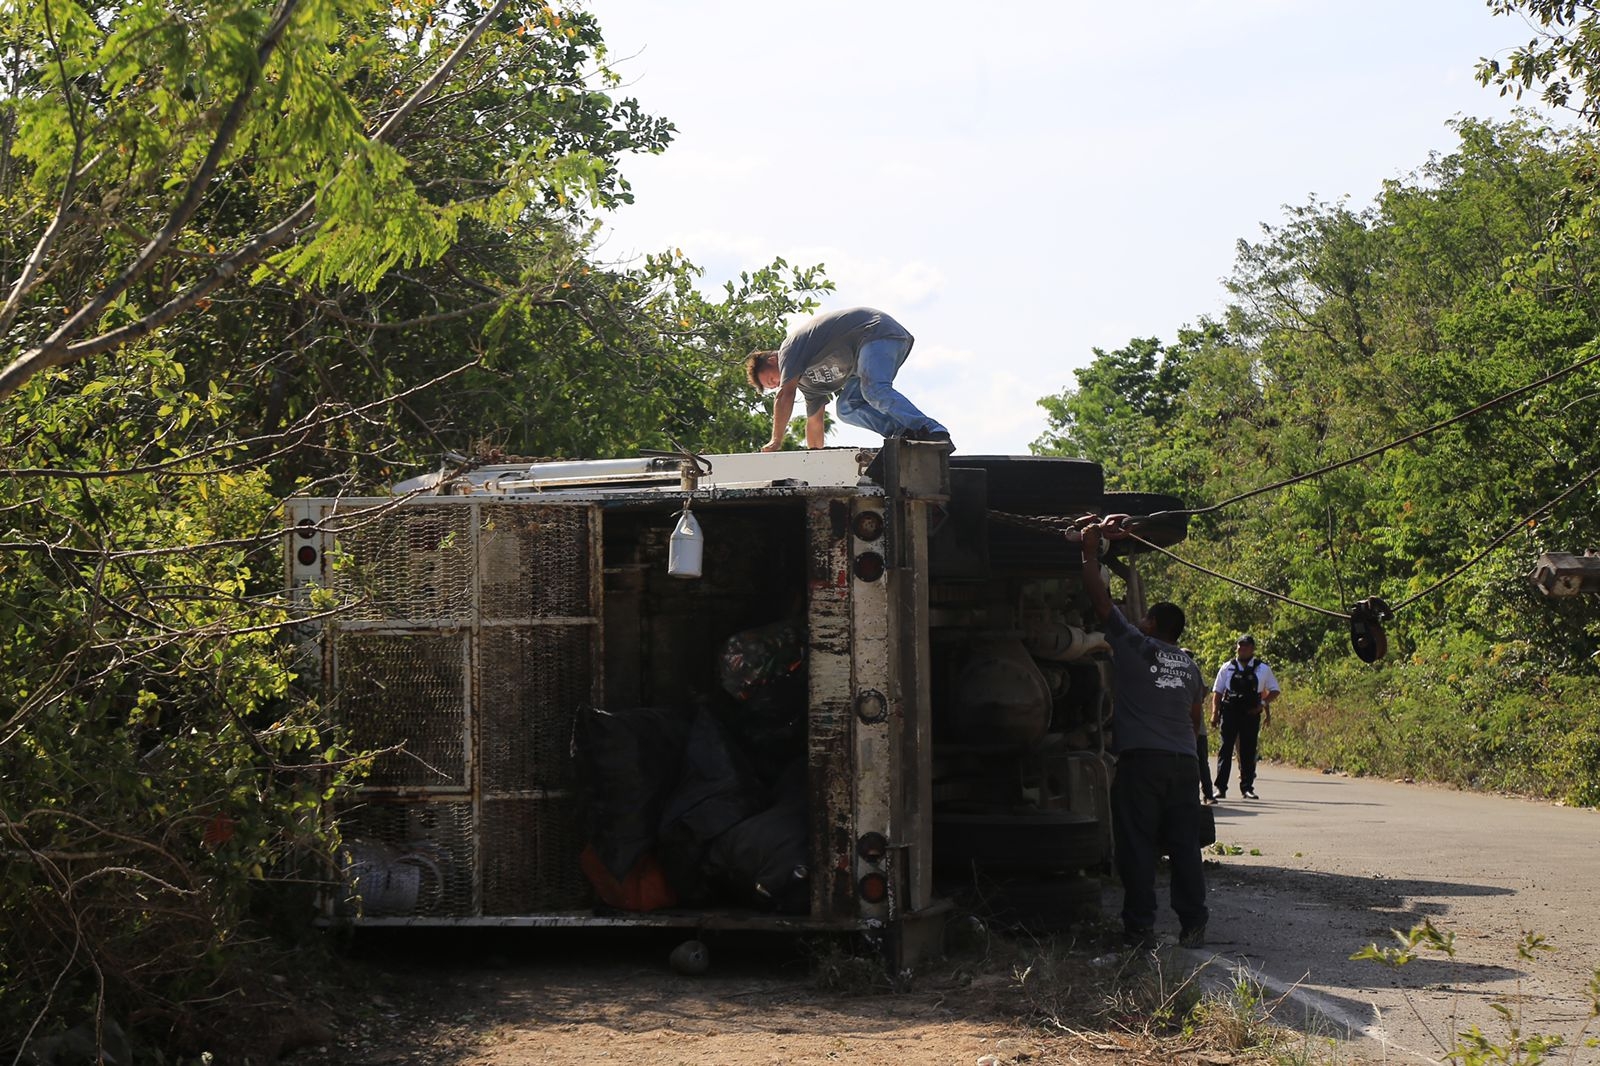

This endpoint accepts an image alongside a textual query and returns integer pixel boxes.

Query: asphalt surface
[1181,764,1599,1064]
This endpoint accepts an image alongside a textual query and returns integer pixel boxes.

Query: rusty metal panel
[892,498,936,912]
[477,504,596,619]
[849,497,894,925]
[479,796,587,913]
[324,504,475,624]
[323,499,602,922]
[332,631,470,791]
[338,799,476,917]
[806,498,856,919]
[477,625,591,792]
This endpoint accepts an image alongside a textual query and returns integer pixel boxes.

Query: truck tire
[1100,491,1189,552]
[949,456,1104,515]
[933,810,1106,873]
[951,457,1106,577]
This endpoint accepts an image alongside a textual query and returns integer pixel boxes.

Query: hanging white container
[668,507,703,578]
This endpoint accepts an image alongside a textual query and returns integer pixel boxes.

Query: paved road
[1189,764,1599,1064]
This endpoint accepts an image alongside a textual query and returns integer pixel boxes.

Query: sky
[586,1,1538,456]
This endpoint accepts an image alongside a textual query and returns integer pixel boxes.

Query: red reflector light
[858,872,888,904]
[856,832,888,863]
[296,545,319,566]
[853,551,884,582]
[852,510,884,542]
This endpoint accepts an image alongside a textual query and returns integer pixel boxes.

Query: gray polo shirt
[1102,607,1206,755]
[776,308,913,417]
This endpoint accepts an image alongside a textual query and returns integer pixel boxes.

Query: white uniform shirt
[1211,656,1280,700]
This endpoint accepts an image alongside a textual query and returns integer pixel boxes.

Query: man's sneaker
[1178,924,1207,949]
[1122,926,1157,950]
[899,427,954,449]
[1242,788,1259,799]
[1214,789,1227,800]
[1202,796,1218,806]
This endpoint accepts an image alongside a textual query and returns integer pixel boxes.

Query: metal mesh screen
[478,504,593,620]
[337,800,476,917]
[480,796,588,913]
[335,632,468,789]
[327,499,599,919]
[328,507,474,623]
[479,625,592,792]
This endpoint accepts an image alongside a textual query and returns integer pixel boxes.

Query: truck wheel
[1100,491,1188,551]
[933,810,1107,873]
[950,456,1104,515]
[952,458,1106,577]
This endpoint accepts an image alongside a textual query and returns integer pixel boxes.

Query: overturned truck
[285,443,1186,968]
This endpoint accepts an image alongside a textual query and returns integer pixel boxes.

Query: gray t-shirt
[776,307,913,417]
[1102,606,1206,755]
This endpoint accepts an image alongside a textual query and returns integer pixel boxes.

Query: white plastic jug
[668,508,703,578]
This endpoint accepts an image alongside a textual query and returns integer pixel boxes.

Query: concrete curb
[1183,948,1446,1065]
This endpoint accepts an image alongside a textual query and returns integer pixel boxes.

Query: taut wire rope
[984,335,1600,620]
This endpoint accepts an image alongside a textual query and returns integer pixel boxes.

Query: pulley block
[1348,596,1393,663]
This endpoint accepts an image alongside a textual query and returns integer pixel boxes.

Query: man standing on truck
[1211,634,1280,800]
[746,307,951,451]
[1080,518,1209,949]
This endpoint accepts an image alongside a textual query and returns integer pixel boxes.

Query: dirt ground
[278,923,1259,1066]
[272,764,1600,1066]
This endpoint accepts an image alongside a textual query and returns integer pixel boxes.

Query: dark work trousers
[1196,732,1214,800]
[1110,751,1208,934]
[1215,705,1262,793]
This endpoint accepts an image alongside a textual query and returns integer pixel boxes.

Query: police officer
[1210,634,1280,800]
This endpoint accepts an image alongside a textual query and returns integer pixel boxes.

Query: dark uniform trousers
[1215,705,1262,793]
[1110,750,1208,934]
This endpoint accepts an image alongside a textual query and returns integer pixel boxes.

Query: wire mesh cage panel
[336,800,476,917]
[324,499,601,920]
[334,632,469,790]
[480,796,589,914]
[478,504,594,620]
[327,506,475,624]
[479,625,592,793]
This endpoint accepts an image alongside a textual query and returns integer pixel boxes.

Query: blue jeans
[833,336,946,438]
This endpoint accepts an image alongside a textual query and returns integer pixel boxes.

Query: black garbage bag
[573,705,692,880]
[716,619,807,781]
[656,708,770,901]
[708,759,810,913]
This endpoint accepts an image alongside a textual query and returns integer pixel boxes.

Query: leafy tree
[1040,116,1600,802]
[0,0,824,1056]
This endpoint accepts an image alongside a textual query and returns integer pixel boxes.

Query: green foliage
[1,0,826,1058]
[0,351,359,1053]
[1479,2,1600,129]
[1353,921,1597,1066]
[1042,115,1600,809]
[1350,917,1457,967]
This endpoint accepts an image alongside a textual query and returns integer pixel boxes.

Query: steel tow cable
[1138,341,1600,523]
[987,509,1352,619]
[980,342,1600,623]
[990,457,1600,622]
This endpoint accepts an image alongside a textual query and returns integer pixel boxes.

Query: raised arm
[1079,523,1112,621]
